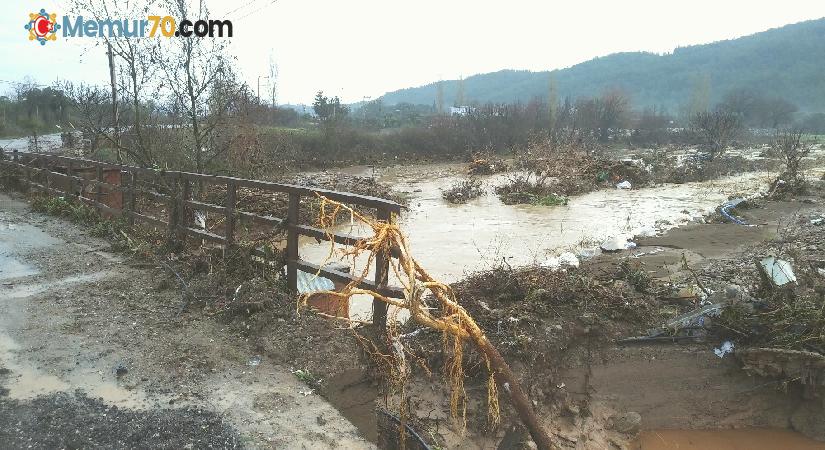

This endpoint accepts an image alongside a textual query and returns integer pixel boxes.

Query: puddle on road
[637,428,825,449]
[0,328,155,409]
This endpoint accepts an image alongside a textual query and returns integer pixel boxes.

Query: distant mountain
[379,18,825,113]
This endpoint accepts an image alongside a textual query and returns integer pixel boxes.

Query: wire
[236,0,279,21]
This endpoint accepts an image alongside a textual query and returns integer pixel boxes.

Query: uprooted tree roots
[298,195,553,450]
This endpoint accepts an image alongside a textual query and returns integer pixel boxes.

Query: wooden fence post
[12,150,18,162]
[67,161,75,197]
[179,177,191,241]
[167,173,180,239]
[287,193,299,292]
[42,157,51,194]
[225,180,236,245]
[373,207,391,330]
[95,164,103,211]
[126,171,136,226]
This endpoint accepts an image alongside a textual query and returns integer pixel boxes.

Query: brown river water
[298,162,776,319]
[637,428,825,449]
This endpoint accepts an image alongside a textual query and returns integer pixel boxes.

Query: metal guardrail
[0,149,403,329]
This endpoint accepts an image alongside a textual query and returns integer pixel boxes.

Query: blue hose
[720,199,748,225]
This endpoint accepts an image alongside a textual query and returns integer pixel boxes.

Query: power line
[236,0,279,21]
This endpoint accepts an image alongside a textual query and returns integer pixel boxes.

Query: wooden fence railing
[0,150,403,328]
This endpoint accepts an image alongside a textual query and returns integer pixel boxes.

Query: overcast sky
[3,1,825,104]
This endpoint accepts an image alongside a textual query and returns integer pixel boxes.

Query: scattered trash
[758,257,797,287]
[666,302,725,330]
[714,341,735,358]
[194,211,206,230]
[578,247,602,259]
[600,235,637,252]
[247,355,262,367]
[540,252,580,271]
[619,302,726,345]
[818,268,825,278]
[720,198,748,225]
[631,247,664,258]
[616,180,632,189]
[811,216,824,226]
[298,390,314,396]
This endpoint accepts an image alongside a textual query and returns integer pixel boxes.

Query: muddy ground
[392,182,825,449]
[0,192,374,449]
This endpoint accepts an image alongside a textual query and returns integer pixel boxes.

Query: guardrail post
[287,193,299,292]
[225,180,237,246]
[126,171,136,226]
[95,164,103,211]
[373,207,391,331]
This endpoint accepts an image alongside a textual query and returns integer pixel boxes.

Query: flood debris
[615,180,632,189]
[714,340,735,358]
[540,252,580,271]
[720,198,749,225]
[442,178,484,204]
[467,152,508,175]
[758,257,797,288]
[600,235,637,252]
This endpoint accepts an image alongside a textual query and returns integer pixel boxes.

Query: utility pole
[107,42,120,162]
[257,75,270,104]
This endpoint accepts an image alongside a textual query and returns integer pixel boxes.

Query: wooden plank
[185,199,226,214]
[297,224,364,246]
[295,260,404,299]
[183,227,227,244]
[130,211,166,228]
[236,211,283,226]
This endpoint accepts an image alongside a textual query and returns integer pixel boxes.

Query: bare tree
[155,0,241,179]
[70,0,159,166]
[690,110,741,159]
[771,128,812,194]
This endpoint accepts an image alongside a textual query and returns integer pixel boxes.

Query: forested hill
[379,18,825,113]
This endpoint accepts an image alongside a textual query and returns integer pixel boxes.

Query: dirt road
[0,193,373,449]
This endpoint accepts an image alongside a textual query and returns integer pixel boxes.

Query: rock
[725,285,740,299]
[610,411,642,434]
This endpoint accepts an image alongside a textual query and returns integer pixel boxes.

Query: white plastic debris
[540,252,580,271]
[633,225,657,238]
[600,235,637,252]
[579,247,602,259]
[616,180,632,189]
[811,217,824,226]
[759,257,797,287]
[714,341,735,358]
[195,211,206,229]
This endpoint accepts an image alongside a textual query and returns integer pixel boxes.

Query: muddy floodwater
[298,162,777,319]
[637,428,825,449]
